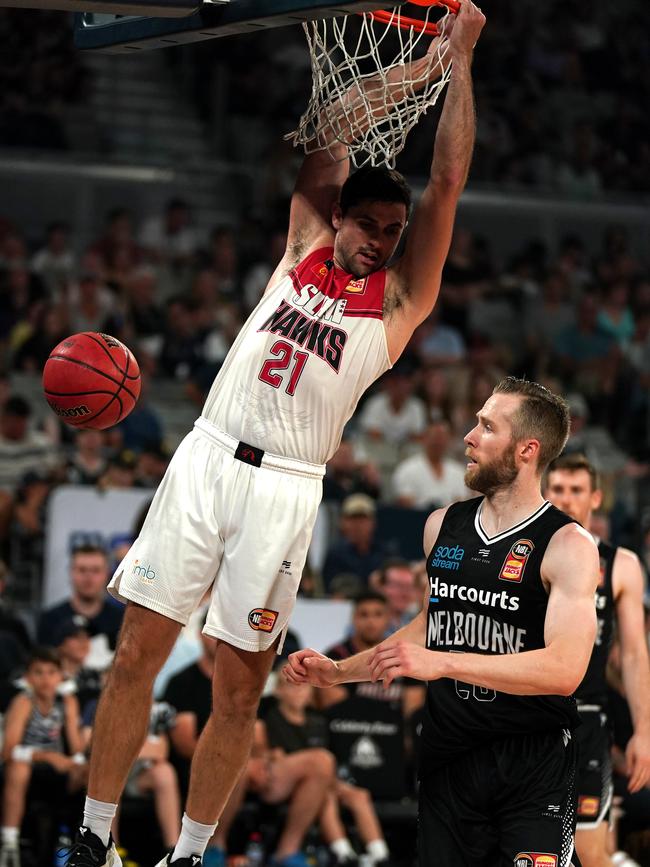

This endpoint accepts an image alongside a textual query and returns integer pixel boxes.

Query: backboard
[73,0,397,52]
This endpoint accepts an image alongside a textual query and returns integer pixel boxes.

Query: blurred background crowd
[0,0,649,864]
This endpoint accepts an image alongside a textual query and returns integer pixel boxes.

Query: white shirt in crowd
[391,452,469,508]
[359,393,427,446]
[139,217,198,258]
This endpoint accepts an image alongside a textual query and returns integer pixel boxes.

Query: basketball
[42,332,141,430]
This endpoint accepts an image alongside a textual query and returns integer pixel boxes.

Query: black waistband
[234,441,264,468]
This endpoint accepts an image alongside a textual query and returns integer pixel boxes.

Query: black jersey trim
[474,499,552,545]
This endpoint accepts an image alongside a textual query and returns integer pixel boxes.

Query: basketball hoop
[287,0,459,169]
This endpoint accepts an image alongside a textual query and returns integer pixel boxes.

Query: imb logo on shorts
[514,855,557,867]
[248,608,278,633]
[578,795,600,816]
[132,559,157,584]
[500,539,534,583]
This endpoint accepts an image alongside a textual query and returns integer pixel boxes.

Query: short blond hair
[493,377,570,472]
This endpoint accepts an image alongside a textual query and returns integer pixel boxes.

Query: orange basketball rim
[369,0,460,36]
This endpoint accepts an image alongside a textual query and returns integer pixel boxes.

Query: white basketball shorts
[108,416,325,652]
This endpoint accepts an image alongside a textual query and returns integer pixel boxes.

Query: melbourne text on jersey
[258,296,348,373]
[428,575,526,654]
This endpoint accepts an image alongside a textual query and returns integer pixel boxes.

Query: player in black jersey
[285,377,600,867]
[545,454,650,867]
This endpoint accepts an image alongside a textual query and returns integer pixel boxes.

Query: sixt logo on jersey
[248,608,278,633]
[292,283,347,324]
[499,539,534,583]
[259,301,348,373]
[430,544,464,571]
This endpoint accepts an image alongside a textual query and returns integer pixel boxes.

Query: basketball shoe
[64,826,122,866]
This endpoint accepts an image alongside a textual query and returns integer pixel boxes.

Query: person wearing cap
[55,617,103,713]
[322,495,390,592]
[97,450,138,491]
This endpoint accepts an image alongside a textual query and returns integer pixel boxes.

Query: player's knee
[213,682,262,722]
[111,632,160,682]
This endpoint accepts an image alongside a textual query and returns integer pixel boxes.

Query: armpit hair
[287,232,308,271]
[383,280,411,320]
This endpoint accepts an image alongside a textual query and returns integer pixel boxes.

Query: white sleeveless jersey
[201,247,391,465]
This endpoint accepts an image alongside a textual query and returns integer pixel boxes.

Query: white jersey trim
[474,500,552,545]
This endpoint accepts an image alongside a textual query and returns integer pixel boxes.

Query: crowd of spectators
[0,10,86,151]
[2,2,650,200]
[178,0,650,199]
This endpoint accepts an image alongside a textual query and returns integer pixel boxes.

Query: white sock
[366,839,389,862]
[82,797,118,847]
[330,838,356,861]
[172,813,218,862]
[1,827,19,847]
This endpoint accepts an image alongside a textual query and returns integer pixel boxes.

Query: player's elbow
[431,171,466,197]
[554,672,582,697]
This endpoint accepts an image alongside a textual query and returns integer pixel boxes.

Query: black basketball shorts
[574,707,613,830]
[418,729,581,867]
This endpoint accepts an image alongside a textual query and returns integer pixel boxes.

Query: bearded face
[465,439,518,496]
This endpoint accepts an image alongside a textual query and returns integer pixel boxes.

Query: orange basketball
[42,332,141,430]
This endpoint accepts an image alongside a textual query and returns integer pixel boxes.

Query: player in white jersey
[65,4,486,866]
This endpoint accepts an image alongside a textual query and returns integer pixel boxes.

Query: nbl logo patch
[248,608,278,633]
[514,855,557,867]
[500,539,534,583]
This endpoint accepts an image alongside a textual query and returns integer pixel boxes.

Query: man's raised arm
[387,0,485,349]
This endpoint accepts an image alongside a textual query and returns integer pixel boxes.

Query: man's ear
[332,203,343,231]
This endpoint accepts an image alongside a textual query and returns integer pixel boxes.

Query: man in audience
[322,439,381,504]
[320,590,425,719]
[0,396,58,539]
[372,559,421,637]
[391,417,468,509]
[322,495,390,592]
[37,544,123,659]
[55,617,103,712]
[358,360,426,450]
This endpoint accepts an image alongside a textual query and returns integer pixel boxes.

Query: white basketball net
[287,4,453,169]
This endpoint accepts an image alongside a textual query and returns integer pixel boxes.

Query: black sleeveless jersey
[575,539,616,707]
[420,497,580,770]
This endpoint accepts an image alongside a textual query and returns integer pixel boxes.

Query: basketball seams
[85,391,124,429]
[84,332,140,381]
[83,332,139,380]
[46,355,139,403]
